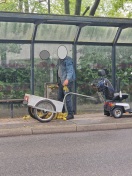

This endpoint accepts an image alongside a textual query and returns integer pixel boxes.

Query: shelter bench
[0,99,24,118]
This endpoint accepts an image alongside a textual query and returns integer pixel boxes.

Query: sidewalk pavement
[0,113,132,137]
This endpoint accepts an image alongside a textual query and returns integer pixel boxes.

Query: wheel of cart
[34,99,56,122]
[28,107,36,119]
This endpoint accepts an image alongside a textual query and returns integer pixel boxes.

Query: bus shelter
[0,12,132,115]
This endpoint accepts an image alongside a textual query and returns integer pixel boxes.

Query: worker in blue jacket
[57,45,75,120]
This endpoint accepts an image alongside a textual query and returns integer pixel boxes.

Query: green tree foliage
[97,0,132,18]
[116,46,132,95]
[0,0,131,17]
[0,0,48,13]
[0,66,30,98]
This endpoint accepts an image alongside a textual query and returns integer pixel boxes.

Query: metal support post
[112,45,116,90]
[112,27,123,91]
[30,43,34,95]
[72,44,77,114]
[30,24,38,95]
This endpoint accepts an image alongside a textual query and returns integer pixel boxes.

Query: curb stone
[0,128,32,137]
[1,123,132,137]
[0,113,132,137]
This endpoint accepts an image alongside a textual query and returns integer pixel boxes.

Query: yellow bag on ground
[54,112,67,121]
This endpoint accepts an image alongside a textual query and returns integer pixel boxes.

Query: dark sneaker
[66,114,74,120]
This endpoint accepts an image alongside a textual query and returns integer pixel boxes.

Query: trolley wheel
[112,107,123,118]
[28,107,36,119]
[34,100,56,122]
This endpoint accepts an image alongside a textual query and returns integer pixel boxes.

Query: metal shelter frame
[0,11,132,96]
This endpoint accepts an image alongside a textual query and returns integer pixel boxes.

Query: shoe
[66,114,74,120]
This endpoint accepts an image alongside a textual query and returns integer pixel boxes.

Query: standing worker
[57,45,76,120]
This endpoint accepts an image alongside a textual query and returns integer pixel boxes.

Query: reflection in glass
[36,24,76,41]
[0,22,34,40]
[118,28,132,43]
[79,26,118,43]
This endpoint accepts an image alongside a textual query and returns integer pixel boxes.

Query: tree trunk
[18,0,23,12]
[89,0,100,16]
[64,0,70,14]
[24,0,29,13]
[82,6,90,16]
[48,0,50,14]
[1,51,6,66]
[75,0,82,15]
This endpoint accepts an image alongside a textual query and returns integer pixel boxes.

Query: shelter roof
[0,11,132,46]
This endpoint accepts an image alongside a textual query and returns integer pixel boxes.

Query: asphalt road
[1,129,132,176]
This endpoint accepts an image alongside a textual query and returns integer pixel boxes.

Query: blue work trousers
[57,82,73,115]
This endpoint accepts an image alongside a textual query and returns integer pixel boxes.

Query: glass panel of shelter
[76,45,112,114]
[0,43,31,117]
[78,26,118,43]
[118,28,132,43]
[0,43,30,99]
[0,22,34,40]
[36,24,77,41]
[116,46,132,105]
